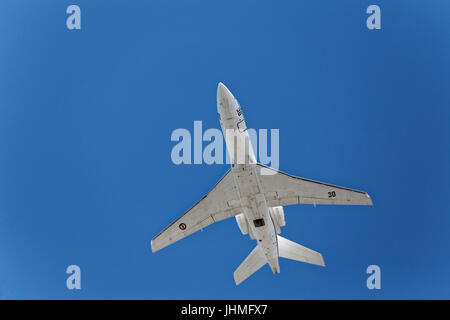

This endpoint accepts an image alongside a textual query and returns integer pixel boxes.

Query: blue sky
[0,1,449,299]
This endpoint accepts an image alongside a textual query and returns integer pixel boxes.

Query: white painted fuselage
[217,82,280,274]
[152,82,372,284]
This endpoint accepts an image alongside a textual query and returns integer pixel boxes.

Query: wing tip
[233,273,242,286]
[319,254,326,267]
[365,193,374,206]
[150,239,159,253]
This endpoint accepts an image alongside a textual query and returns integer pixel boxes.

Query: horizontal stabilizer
[234,245,267,285]
[277,235,325,267]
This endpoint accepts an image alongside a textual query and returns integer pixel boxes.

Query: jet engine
[235,213,249,235]
[235,214,257,239]
[269,206,286,234]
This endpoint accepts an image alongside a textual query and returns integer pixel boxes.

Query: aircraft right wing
[151,169,242,252]
[257,164,373,207]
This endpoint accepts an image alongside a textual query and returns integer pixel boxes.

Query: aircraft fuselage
[217,82,280,274]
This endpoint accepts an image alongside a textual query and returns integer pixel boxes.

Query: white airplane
[152,82,373,285]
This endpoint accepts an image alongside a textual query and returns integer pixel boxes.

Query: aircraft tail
[233,245,267,285]
[277,235,325,267]
[233,237,325,285]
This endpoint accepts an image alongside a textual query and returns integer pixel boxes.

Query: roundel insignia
[179,223,187,230]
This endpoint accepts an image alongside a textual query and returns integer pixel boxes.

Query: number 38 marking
[328,191,336,198]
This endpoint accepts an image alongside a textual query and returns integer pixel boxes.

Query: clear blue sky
[0,1,449,299]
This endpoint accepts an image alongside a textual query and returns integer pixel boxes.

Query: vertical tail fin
[277,235,325,267]
[233,245,267,285]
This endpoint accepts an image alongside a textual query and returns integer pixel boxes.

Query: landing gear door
[237,119,247,133]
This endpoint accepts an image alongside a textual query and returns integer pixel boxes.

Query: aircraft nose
[217,82,225,99]
[217,82,232,100]
[217,82,235,115]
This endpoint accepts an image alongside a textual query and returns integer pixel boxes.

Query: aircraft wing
[151,169,242,252]
[257,164,373,207]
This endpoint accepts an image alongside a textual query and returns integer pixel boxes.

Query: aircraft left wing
[151,169,242,252]
[257,164,373,207]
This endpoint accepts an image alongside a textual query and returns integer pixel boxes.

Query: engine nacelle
[235,213,249,235]
[269,206,286,234]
